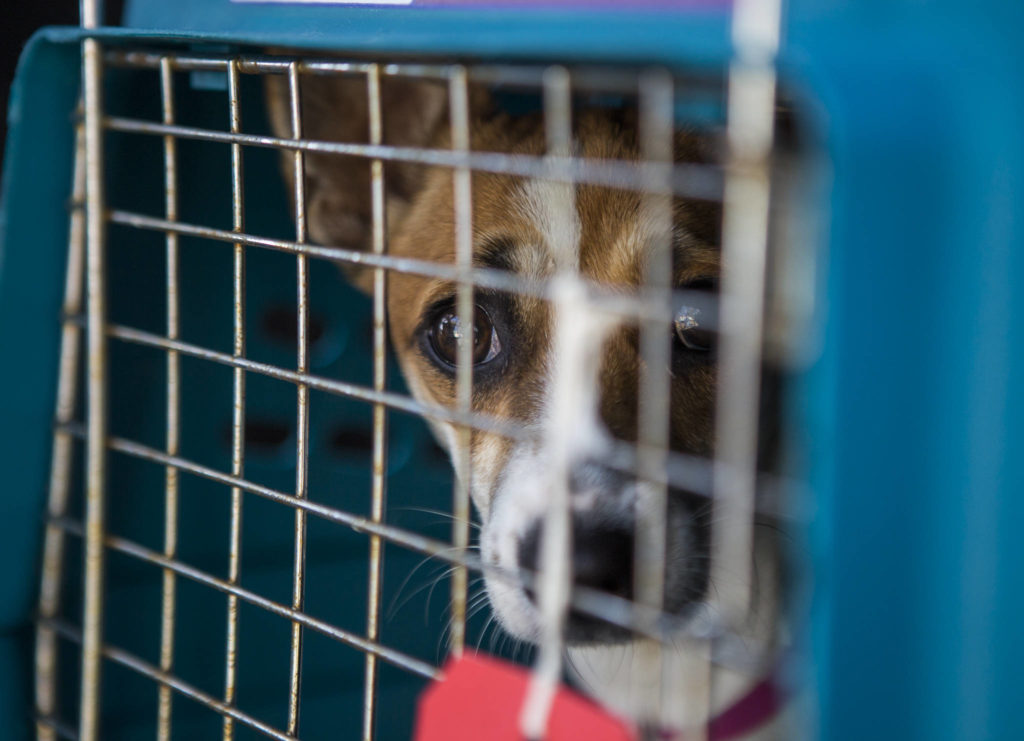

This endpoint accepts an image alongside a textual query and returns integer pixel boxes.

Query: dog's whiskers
[386,546,468,620]
[475,613,499,652]
[391,506,483,533]
[434,580,497,660]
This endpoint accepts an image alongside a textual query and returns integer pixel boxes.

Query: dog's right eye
[425,304,503,369]
[674,304,713,352]
[673,279,717,354]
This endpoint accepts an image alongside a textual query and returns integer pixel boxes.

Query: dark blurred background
[0,1,124,164]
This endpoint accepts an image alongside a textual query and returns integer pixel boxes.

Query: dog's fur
[268,73,784,736]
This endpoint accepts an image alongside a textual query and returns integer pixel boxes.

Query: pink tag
[414,653,636,741]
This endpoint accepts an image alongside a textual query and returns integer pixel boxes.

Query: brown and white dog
[268,73,786,738]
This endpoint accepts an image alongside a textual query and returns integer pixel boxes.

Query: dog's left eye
[426,304,503,368]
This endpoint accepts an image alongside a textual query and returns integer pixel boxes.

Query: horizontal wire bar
[101,318,524,439]
[35,716,78,741]
[55,419,488,581]
[53,424,664,636]
[105,208,722,333]
[59,314,800,518]
[53,422,773,660]
[103,115,722,201]
[103,49,724,96]
[47,517,440,681]
[39,617,298,741]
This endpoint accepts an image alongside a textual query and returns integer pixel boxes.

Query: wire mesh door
[35,0,803,738]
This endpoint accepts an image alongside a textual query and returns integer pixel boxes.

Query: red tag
[414,653,636,741]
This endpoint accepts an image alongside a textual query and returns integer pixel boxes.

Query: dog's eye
[674,304,712,351]
[673,280,716,353]
[427,305,502,368]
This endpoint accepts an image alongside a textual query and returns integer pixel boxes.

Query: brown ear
[266,71,450,292]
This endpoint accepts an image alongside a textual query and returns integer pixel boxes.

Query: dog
[267,71,787,739]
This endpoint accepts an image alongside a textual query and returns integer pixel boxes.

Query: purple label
[405,0,728,6]
[233,0,730,10]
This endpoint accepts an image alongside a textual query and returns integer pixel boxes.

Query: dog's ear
[266,72,452,292]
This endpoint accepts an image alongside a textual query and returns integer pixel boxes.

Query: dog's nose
[518,519,634,603]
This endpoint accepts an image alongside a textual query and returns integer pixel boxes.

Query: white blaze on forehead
[479,279,617,645]
[516,178,581,272]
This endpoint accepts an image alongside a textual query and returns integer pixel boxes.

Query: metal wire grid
[35,1,784,738]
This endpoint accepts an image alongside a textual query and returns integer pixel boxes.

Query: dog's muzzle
[514,461,711,644]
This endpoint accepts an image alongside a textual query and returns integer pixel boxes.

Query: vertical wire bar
[520,66,574,740]
[685,640,714,741]
[286,62,311,737]
[156,56,181,741]
[709,3,781,727]
[635,69,679,734]
[448,65,473,657]
[35,115,87,741]
[80,9,108,736]
[711,0,781,627]
[80,0,103,29]
[361,64,388,741]
[223,59,246,741]
[542,67,575,273]
[635,70,674,615]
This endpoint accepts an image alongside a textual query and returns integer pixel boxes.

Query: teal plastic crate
[2,1,1024,739]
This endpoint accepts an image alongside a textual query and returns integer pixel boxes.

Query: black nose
[518,518,635,603]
